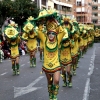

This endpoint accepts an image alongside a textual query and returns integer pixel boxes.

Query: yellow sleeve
[70,39,75,48]
[17,36,21,44]
[21,32,28,40]
[37,30,45,43]
[57,26,66,45]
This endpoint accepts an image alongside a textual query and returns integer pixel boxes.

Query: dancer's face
[47,32,56,41]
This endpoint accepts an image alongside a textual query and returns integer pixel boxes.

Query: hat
[27,16,34,21]
[34,9,48,21]
[23,21,34,33]
[47,9,57,18]
[46,18,58,34]
[4,26,19,39]
[63,16,71,22]
[35,9,57,21]
[8,21,18,28]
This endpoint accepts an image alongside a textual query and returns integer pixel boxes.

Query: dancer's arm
[21,32,28,41]
[57,26,66,45]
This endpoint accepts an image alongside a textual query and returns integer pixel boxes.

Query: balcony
[52,0,73,8]
[92,16,100,20]
[92,1,98,4]
[92,10,100,13]
[56,0,73,4]
[92,16,98,19]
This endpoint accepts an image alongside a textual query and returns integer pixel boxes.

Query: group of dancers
[0,9,96,100]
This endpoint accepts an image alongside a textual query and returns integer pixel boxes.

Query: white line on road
[21,64,25,66]
[83,47,96,100]
[14,76,44,98]
[1,72,7,76]
[83,78,90,100]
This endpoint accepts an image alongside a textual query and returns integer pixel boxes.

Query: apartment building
[92,0,100,26]
[74,0,92,24]
[34,0,73,17]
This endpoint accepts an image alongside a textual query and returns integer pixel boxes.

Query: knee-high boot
[62,73,67,87]
[48,84,53,100]
[53,85,59,100]
[67,72,72,87]
[73,65,76,76]
[12,61,16,75]
[33,57,36,67]
[16,63,20,75]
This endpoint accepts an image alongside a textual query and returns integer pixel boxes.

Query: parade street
[0,43,100,100]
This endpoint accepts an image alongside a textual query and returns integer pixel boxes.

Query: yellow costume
[22,32,37,52]
[60,30,72,65]
[38,25,65,73]
[4,25,20,75]
[8,36,20,59]
[22,16,37,67]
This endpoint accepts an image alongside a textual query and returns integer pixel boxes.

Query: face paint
[47,31,56,41]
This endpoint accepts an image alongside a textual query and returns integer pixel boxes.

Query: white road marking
[83,48,96,100]
[83,78,90,100]
[14,76,44,98]
[1,72,7,76]
[21,64,25,66]
[88,48,95,76]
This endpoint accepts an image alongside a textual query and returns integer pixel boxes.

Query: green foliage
[0,0,39,25]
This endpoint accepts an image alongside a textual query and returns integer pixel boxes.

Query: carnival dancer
[22,16,37,67]
[62,17,78,75]
[60,31,73,87]
[0,45,4,62]
[82,26,88,54]
[79,24,84,58]
[4,24,21,75]
[90,26,95,47]
[0,31,5,62]
[87,27,92,47]
[72,19,80,66]
[35,9,65,100]
[94,28,100,42]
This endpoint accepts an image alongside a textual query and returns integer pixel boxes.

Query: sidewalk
[89,44,100,100]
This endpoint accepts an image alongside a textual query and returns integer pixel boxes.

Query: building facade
[74,0,92,24]
[92,0,100,26]
[35,0,74,17]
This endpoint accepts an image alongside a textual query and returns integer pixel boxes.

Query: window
[92,13,98,17]
[92,6,98,10]
[92,19,98,23]
[77,1,81,6]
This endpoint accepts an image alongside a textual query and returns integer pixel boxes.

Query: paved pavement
[89,43,100,100]
[0,43,100,100]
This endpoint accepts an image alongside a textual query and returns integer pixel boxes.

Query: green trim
[45,37,58,52]
[60,44,70,50]
[10,40,18,47]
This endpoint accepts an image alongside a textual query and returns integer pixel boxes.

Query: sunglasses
[47,31,56,35]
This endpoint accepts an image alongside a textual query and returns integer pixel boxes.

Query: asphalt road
[0,43,99,100]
